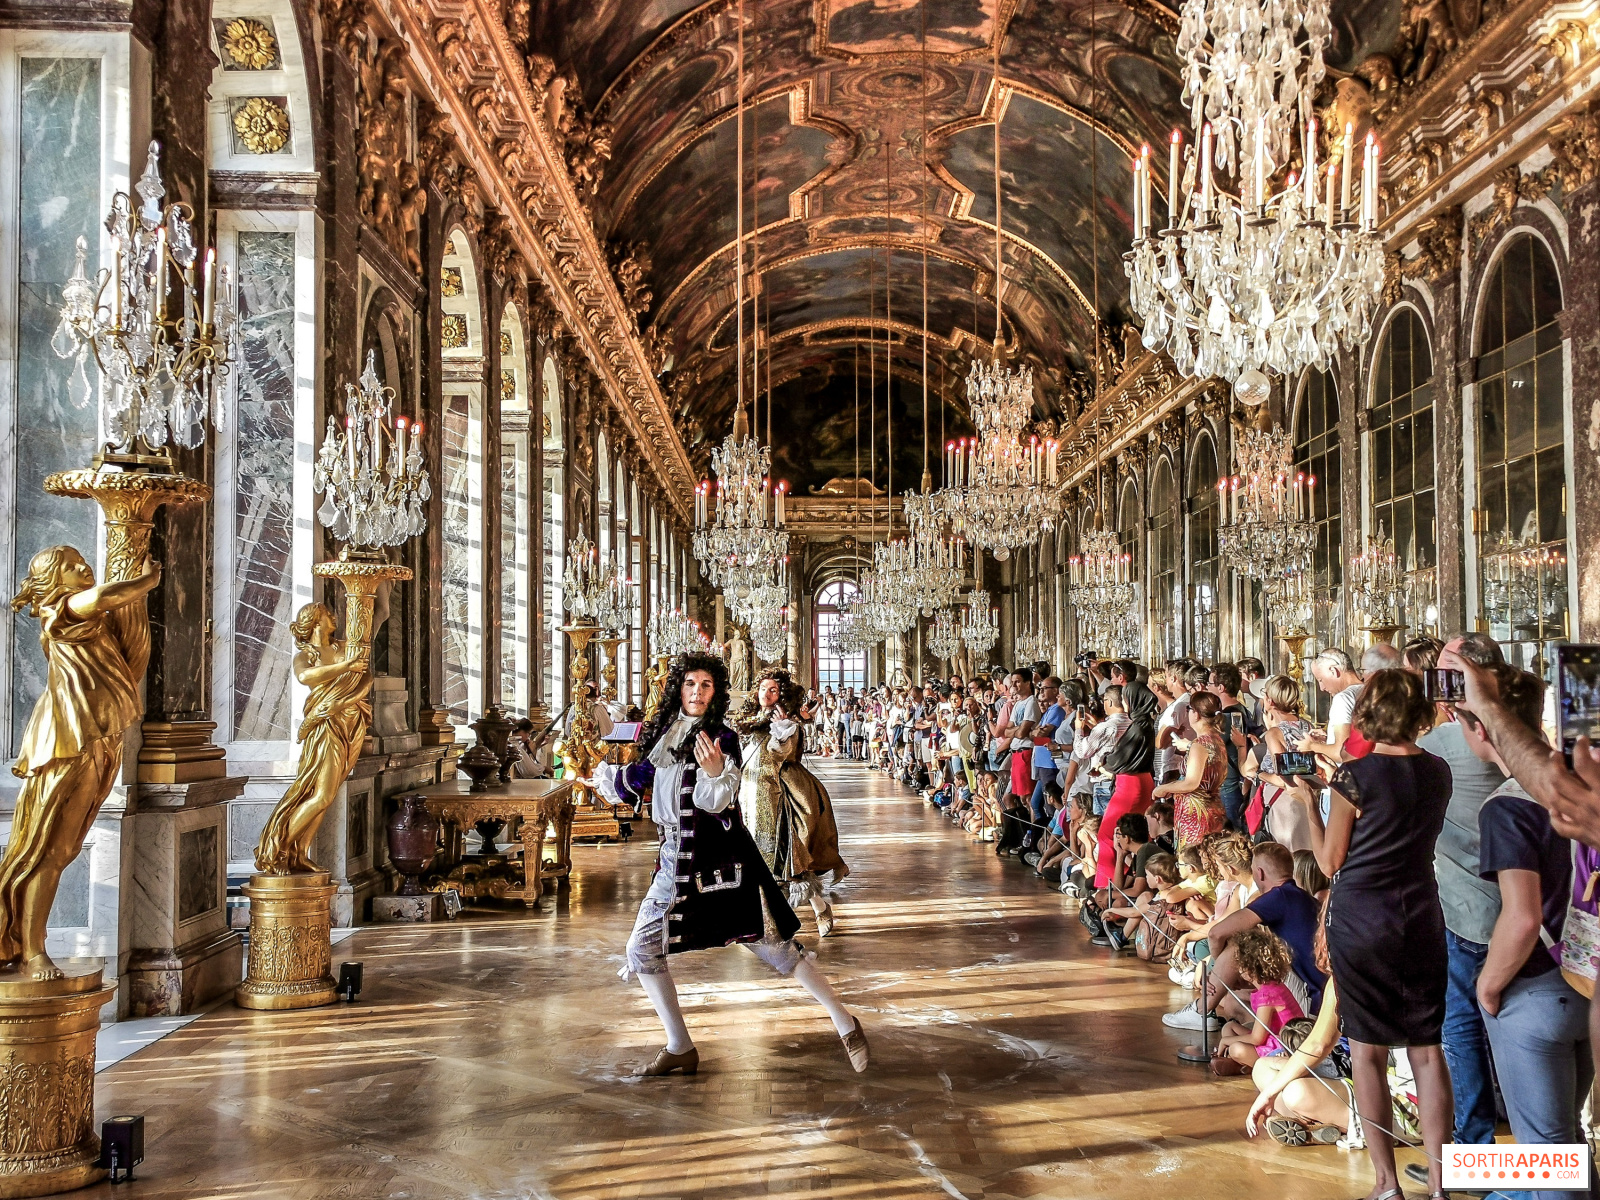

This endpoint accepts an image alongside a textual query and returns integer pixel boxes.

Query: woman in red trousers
[1094,680,1157,894]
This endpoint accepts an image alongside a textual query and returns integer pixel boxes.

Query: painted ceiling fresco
[527,0,1402,490]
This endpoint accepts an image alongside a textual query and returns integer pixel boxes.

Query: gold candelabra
[598,635,626,704]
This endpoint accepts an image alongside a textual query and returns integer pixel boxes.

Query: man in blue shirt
[1027,678,1067,836]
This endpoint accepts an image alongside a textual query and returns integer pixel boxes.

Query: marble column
[1427,214,1469,636]
[483,275,504,711]
[528,318,548,717]
[1562,177,1600,639]
[1336,348,1364,648]
[416,182,453,745]
[140,0,226,786]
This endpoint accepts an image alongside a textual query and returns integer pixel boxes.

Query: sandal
[1265,1116,1310,1146]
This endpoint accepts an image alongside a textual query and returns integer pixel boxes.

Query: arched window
[440,228,485,725]
[1189,436,1221,662]
[1371,309,1437,634]
[1150,460,1180,661]
[814,581,864,691]
[1296,369,1342,653]
[541,357,565,706]
[1476,234,1567,666]
[499,309,531,713]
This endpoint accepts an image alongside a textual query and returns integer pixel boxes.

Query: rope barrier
[881,762,1440,1164]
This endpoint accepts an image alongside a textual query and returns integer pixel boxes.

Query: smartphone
[1423,668,1466,703]
[1222,711,1245,734]
[1557,644,1600,767]
[1276,751,1318,777]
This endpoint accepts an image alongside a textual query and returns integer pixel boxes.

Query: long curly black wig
[734,665,807,731]
[637,651,733,762]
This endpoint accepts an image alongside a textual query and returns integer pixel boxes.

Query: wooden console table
[413,779,576,909]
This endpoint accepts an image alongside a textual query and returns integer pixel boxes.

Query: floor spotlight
[338,961,363,1002]
[98,1115,144,1182]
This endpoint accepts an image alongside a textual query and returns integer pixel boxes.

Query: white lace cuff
[592,763,623,806]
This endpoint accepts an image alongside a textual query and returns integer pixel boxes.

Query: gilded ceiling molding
[1372,0,1600,233]
[370,0,695,521]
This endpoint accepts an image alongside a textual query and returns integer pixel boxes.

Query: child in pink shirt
[1214,926,1304,1073]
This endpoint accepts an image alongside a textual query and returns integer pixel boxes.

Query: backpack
[1560,841,1600,998]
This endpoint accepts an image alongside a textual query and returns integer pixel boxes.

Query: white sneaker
[1167,965,1187,985]
[1161,1000,1222,1031]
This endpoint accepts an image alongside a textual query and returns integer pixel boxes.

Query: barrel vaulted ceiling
[528,0,1402,491]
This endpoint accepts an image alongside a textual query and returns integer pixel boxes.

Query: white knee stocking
[791,958,855,1037]
[638,969,693,1053]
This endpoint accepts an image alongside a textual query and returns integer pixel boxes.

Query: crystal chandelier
[858,552,918,641]
[313,351,431,555]
[563,530,609,622]
[1350,524,1406,627]
[593,555,637,634]
[927,606,963,662]
[927,43,1065,562]
[692,407,791,603]
[895,491,967,614]
[960,588,999,656]
[748,603,789,662]
[1014,624,1053,665]
[931,365,1064,561]
[1216,424,1317,582]
[650,607,708,657]
[1068,526,1138,654]
[1265,568,1314,634]
[1481,529,1567,639]
[53,140,238,466]
[1176,0,1330,179]
[1126,35,1385,389]
[829,607,870,657]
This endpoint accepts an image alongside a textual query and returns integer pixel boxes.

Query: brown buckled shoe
[641,1046,699,1076]
[840,1017,869,1073]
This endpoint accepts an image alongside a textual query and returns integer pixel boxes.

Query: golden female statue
[4,546,161,980]
[255,602,372,874]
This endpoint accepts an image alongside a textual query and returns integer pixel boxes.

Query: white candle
[1132,156,1142,236]
[1141,145,1152,236]
[153,227,168,322]
[202,247,215,328]
[1168,130,1181,229]
[1305,118,1317,213]
[346,415,357,475]
[1254,117,1266,209]
[395,417,407,472]
[111,235,122,326]
[1200,123,1213,216]
[1326,162,1338,227]
[1341,122,1353,217]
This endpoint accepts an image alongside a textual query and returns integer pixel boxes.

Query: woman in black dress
[1303,669,1453,1200]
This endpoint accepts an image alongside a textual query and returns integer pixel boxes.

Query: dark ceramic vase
[388,795,440,896]
[472,704,516,760]
[458,743,501,792]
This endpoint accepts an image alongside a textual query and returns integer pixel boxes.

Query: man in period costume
[736,667,850,936]
[592,653,869,1077]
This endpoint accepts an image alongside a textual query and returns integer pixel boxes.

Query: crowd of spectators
[801,637,1600,1200]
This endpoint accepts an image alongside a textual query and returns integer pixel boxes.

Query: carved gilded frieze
[346,0,694,521]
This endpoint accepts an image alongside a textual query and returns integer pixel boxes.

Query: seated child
[1146,800,1177,855]
[1103,852,1183,961]
[1213,926,1304,1075]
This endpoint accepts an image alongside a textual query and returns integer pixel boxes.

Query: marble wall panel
[501,435,530,709]
[178,825,219,923]
[10,57,102,758]
[442,393,472,722]
[232,230,297,741]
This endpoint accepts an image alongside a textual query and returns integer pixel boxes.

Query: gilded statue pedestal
[235,872,338,1010]
[0,962,115,1197]
[239,558,410,1010]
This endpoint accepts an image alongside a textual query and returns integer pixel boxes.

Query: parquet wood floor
[88,761,1397,1199]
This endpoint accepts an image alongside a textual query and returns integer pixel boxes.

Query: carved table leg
[525,817,552,911]
[554,801,575,887]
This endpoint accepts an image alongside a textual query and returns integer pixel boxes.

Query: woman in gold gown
[255,603,371,874]
[5,546,161,979]
[737,667,849,935]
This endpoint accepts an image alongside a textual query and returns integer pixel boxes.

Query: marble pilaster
[1564,178,1600,640]
[1431,264,1470,637]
